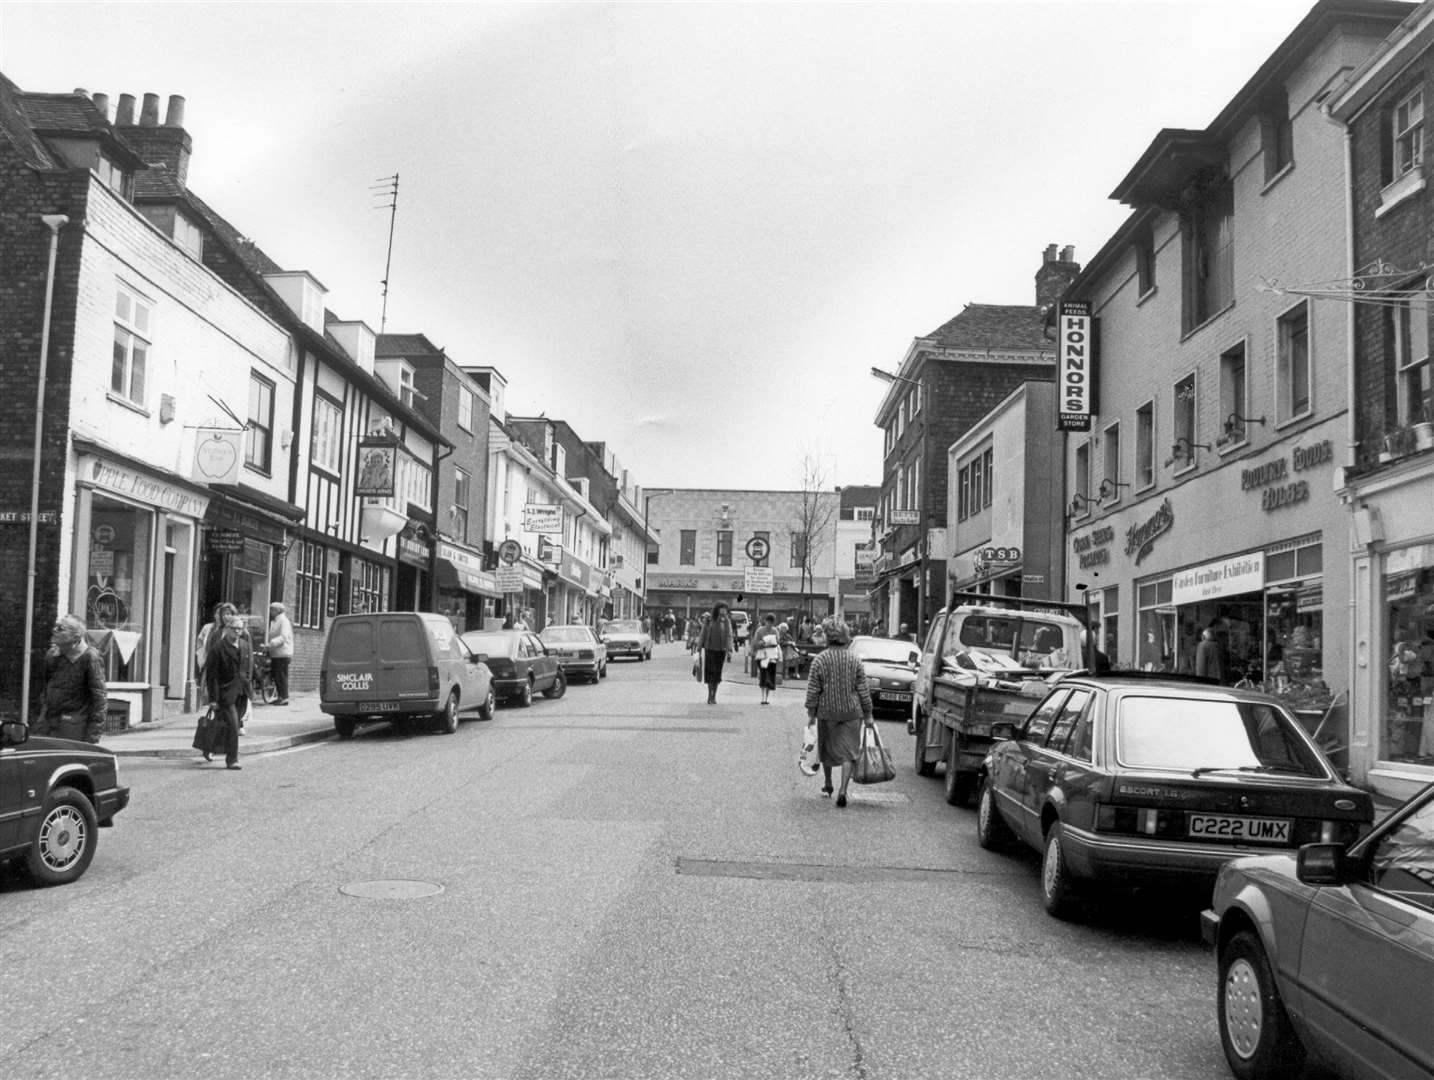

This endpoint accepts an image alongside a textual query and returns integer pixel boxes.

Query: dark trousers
[217,699,243,765]
[270,656,291,700]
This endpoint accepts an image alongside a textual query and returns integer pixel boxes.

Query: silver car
[1202,780,1434,1080]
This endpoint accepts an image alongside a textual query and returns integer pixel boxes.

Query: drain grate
[674,857,1014,884]
[339,879,445,899]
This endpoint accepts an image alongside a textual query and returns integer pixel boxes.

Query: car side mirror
[908,652,919,665]
[1,719,29,746]
[474,653,489,664]
[990,721,1019,742]
[1296,843,1351,886]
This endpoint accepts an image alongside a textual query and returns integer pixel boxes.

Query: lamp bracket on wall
[1224,412,1267,437]
[1165,435,1211,468]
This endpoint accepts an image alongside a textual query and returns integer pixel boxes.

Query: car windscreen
[609,621,642,633]
[541,627,589,643]
[1116,696,1326,775]
[851,638,917,664]
[462,633,513,657]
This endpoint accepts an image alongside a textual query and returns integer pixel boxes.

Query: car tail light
[428,666,440,696]
[320,668,327,693]
[1094,804,1183,838]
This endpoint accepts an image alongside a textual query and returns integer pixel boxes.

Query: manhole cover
[339,879,445,899]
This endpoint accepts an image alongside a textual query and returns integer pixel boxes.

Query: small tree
[792,454,836,619]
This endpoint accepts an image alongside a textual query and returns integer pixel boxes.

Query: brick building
[1327,0,1434,797]
[869,245,1079,639]
[1057,0,1411,768]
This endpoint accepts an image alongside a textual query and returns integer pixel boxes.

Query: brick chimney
[1035,243,1081,311]
[114,91,191,187]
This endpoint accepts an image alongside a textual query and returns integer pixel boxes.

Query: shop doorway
[1181,598,1263,683]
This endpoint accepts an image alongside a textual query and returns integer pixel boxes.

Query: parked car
[460,629,565,706]
[975,672,1373,920]
[540,624,608,683]
[731,610,750,649]
[319,611,495,739]
[602,618,652,661]
[1,717,130,886]
[849,634,920,718]
[1202,780,1434,1080]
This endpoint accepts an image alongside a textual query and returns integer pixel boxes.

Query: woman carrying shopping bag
[753,613,782,705]
[803,615,873,807]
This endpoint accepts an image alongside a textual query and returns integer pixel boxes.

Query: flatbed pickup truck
[909,592,1092,806]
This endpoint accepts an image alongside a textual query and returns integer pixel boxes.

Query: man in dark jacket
[35,614,107,742]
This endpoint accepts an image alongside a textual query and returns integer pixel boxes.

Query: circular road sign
[498,539,523,565]
[744,535,770,562]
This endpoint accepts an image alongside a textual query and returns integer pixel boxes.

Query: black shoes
[226,763,242,770]
[835,793,847,808]
[822,783,834,797]
[202,752,212,762]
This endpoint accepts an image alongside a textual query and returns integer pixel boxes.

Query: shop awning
[436,557,501,598]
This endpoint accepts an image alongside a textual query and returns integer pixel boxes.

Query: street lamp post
[20,214,69,727]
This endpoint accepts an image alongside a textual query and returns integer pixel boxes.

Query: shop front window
[227,539,273,628]
[1137,577,1173,672]
[1385,549,1434,766]
[85,493,151,681]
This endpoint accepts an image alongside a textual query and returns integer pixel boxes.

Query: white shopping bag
[798,723,821,776]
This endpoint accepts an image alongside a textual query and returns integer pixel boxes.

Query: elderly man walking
[267,602,295,705]
[34,614,108,743]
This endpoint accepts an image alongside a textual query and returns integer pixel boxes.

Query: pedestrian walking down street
[804,616,873,807]
[266,602,294,705]
[752,613,781,705]
[202,609,252,770]
[663,609,677,644]
[33,614,107,743]
[697,602,735,704]
[687,613,705,653]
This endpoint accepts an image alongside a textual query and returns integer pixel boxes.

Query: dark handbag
[192,706,217,751]
[853,721,896,785]
[692,653,703,682]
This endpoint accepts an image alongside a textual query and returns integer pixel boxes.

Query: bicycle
[251,647,280,705]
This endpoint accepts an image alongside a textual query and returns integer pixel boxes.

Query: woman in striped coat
[804,616,873,807]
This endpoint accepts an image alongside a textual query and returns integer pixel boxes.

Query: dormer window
[173,213,203,259]
[397,365,417,408]
[94,152,126,196]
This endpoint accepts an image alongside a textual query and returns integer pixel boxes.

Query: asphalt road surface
[2,645,1290,1080]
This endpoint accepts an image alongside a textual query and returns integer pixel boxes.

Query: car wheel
[516,678,533,708]
[543,670,567,699]
[1040,822,1081,920]
[437,690,459,734]
[477,687,496,721]
[27,788,98,886]
[1218,930,1305,1080]
[599,661,608,679]
[913,709,936,778]
[335,716,356,740]
[943,736,972,806]
[976,775,1015,851]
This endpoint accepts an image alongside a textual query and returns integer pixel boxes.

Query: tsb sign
[1057,300,1096,432]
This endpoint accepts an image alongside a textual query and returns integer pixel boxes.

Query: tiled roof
[185,189,285,276]
[923,303,1051,351]
[16,91,110,135]
[0,75,56,168]
[133,164,185,199]
[376,333,440,357]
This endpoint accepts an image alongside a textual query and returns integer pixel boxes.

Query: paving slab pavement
[97,691,335,758]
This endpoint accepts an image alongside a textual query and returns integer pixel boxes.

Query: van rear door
[324,616,431,706]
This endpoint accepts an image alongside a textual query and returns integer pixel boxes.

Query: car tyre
[335,716,356,740]
[943,735,973,806]
[976,775,1015,851]
[1218,930,1305,1080]
[543,670,567,699]
[599,660,608,679]
[516,678,533,708]
[27,787,98,886]
[1040,822,1081,920]
[437,690,459,734]
[477,687,496,721]
[913,709,936,778]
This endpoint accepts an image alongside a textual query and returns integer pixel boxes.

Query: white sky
[1,0,1319,490]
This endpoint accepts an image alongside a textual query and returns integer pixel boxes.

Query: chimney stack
[91,92,109,121]
[116,91,193,188]
[1035,244,1081,311]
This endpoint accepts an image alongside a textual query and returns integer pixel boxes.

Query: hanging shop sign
[1072,524,1116,569]
[1056,300,1098,432]
[355,434,398,498]
[1125,498,1173,564]
[974,546,1022,573]
[192,427,243,485]
[1172,551,1265,605]
[522,504,564,534]
[207,527,245,553]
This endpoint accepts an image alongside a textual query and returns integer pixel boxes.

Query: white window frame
[1395,86,1424,180]
[1395,285,1431,426]
[173,213,203,259]
[245,371,275,473]
[1219,341,1250,447]
[311,394,343,474]
[1102,422,1122,502]
[1074,441,1091,515]
[1276,300,1312,424]
[1173,372,1197,473]
[457,386,474,433]
[112,284,152,407]
[1135,400,1156,491]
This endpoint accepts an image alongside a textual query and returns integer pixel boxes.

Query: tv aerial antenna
[372,173,400,331]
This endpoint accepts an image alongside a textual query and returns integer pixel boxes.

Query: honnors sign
[1125,499,1173,564]
[1240,439,1334,512]
[1056,300,1097,433]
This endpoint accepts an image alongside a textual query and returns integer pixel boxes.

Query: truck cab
[911,592,1088,805]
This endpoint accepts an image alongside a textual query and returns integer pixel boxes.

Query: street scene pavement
[6,645,1299,1080]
